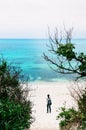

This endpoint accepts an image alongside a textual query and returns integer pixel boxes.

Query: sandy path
[28,81,76,130]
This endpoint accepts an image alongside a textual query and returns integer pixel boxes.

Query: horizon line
[0,38,86,40]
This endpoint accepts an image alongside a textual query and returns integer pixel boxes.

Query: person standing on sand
[47,94,52,113]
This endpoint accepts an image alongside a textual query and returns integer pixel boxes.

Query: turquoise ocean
[0,39,86,82]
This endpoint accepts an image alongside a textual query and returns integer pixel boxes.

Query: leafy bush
[57,106,81,130]
[0,100,32,130]
[57,84,86,130]
[0,59,32,130]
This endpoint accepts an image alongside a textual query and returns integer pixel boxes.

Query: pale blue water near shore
[0,39,86,82]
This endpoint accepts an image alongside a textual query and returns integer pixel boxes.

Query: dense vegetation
[44,28,86,130]
[0,59,32,130]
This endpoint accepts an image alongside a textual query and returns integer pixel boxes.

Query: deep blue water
[0,39,86,82]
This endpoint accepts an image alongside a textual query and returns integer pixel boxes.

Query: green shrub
[0,100,32,130]
[57,106,81,130]
[57,89,86,130]
[0,59,32,130]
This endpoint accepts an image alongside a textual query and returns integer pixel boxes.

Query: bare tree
[44,28,86,79]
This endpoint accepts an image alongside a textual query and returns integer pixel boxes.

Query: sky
[0,0,86,38]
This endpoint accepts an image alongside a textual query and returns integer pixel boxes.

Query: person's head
[47,94,50,98]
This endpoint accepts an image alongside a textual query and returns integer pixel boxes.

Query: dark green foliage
[57,90,86,130]
[78,53,86,72]
[0,59,32,130]
[57,106,81,130]
[78,90,86,129]
[57,43,75,61]
[0,100,32,130]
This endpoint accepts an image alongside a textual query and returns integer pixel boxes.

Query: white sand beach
[29,81,77,130]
